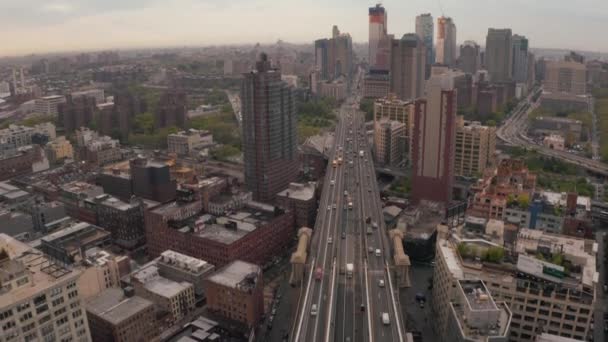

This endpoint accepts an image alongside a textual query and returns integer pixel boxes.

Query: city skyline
[1,0,608,57]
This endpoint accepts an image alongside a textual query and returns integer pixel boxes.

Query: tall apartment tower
[59,94,96,134]
[411,73,457,204]
[315,26,353,81]
[485,28,514,82]
[436,16,457,67]
[415,13,434,78]
[454,116,496,177]
[369,4,388,68]
[242,54,299,203]
[156,90,187,129]
[390,34,426,101]
[458,40,481,75]
[511,34,530,83]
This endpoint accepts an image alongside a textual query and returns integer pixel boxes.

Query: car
[342,232,346,239]
[381,312,390,325]
[330,180,335,186]
[327,205,331,211]
[368,188,372,192]
[311,304,318,316]
[378,279,385,287]
[332,204,337,209]
[327,237,333,244]
[368,247,374,253]
[271,308,277,315]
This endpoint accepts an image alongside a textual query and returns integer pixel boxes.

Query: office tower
[543,61,587,95]
[369,4,388,68]
[0,234,92,342]
[315,26,353,82]
[527,52,536,89]
[241,54,299,203]
[156,90,187,129]
[458,40,481,75]
[485,28,514,82]
[434,226,596,342]
[454,116,496,177]
[416,13,434,78]
[374,119,406,166]
[436,16,457,66]
[411,73,457,204]
[59,94,96,134]
[390,34,426,101]
[512,34,529,83]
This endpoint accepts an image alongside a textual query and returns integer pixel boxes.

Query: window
[0,309,13,320]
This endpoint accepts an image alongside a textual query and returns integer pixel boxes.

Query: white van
[381,312,390,325]
[375,249,381,257]
[311,304,318,316]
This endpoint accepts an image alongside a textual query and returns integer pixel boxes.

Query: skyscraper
[458,40,480,75]
[411,73,457,204]
[368,4,388,68]
[415,13,434,78]
[435,16,457,67]
[485,28,514,82]
[511,34,529,84]
[242,54,299,203]
[389,34,426,101]
[315,26,353,82]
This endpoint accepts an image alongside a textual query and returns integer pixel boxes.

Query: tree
[517,194,530,210]
[484,247,504,263]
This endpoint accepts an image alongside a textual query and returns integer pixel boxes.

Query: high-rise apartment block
[436,17,457,67]
[86,288,157,342]
[458,41,481,75]
[0,234,92,342]
[374,119,406,166]
[204,260,264,328]
[390,34,426,101]
[368,4,388,69]
[416,13,434,77]
[241,54,298,203]
[314,26,353,82]
[485,29,514,82]
[434,225,597,342]
[512,35,530,84]
[411,73,457,204]
[156,90,187,129]
[454,116,496,177]
[35,95,66,116]
[59,94,97,134]
[543,61,587,95]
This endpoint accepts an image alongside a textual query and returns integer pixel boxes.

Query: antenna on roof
[437,0,445,16]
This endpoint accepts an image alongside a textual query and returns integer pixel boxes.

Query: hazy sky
[1,0,607,56]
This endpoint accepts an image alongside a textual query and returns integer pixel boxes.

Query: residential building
[314,26,353,81]
[411,72,457,204]
[204,260,264,328]
[167,129,213,156]
[373,94,414,127]
[59,181,104,223]
[436,16,457,66]
[46,136,74,162]
[207,191,252,216]
[71,89,105,104]
[146,200,294,268]
[156,90,187,129]
[95,195,147,250]
[276,182,317,228]
[86,288,157,342]
[165,316,227,342]
[369,4,388,68]
[0,123,56,149]
[0,145,49,181]
[415,13,434,78]
[454,117,496,177]
[39,222,112,266]
[0,234,92,342]
[390,34,426,101]
[434,225,597,342]
[241,54,299,203]
[113,92,145,141]
[35,94,66,116]
[458,41,481,75]
[374,119,406,166]
[157,250,215,298]
[59,94,97,134]
[512,35,530,84]
[543,61,587,95]
[130,263,195,323]
[485,28,514,82]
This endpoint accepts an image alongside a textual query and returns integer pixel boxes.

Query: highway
[497,88,608,177]
[291,70,405,342]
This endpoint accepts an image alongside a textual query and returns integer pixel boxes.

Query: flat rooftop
[459,280,498,311]
[206,260,260,290]
[86,288,153,326]
[276,182,316,202]
[132,263,192,298]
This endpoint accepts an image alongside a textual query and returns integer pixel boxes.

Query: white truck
[346,263,354,278]
[359,150,364,157]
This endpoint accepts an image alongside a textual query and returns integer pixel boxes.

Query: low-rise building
[207,191,252,216]
[95,195,147,250]
[77,248,130,300]
[0,123,56,149]
[167,129,214,156]
[157,250,215,298]
[543,134,565,151]
[0,145,49,181]
[204,260,263,328]
[59,181,104,223]
[39,221,112,266]
[86,288,157,342]
[46,136,74,162]
[35,94,66,116]
[276,182,317,228]
[317,78,347,101]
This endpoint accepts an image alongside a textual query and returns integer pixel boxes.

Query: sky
[1,0,607,56]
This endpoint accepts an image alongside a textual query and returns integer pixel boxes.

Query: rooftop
[132,263,192,298]
[206,260,260,292]
[276,182,316,201]
[86,288,153,326]
[61,181,104,198]
[159,250,214,274]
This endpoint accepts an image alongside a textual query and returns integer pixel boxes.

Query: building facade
[543,61,587,95]
[241,54,299,203]
[374,119,406,166]
[415,13,434,78]
[436,16,457,66]
[512,34,530,84]
[390,34,426,101]
[458,41,480,75]
[485,29,514,82]
[368,4,388,68]
[35,95,66,116]
[454,117,496,177]
[276,182,317,228]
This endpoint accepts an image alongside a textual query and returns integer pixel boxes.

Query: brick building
[276,182,317,228]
